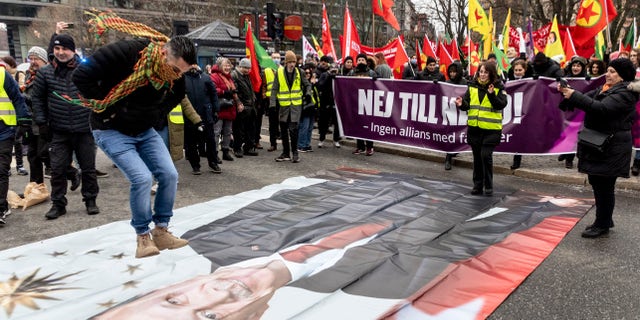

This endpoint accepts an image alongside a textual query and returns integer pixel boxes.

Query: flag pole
[372,11,376,49]
[604,0,612,49]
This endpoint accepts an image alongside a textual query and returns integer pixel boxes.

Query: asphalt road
[3,138,639,319]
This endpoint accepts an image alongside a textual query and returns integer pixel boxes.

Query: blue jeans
[297,114,314,149]
[93,128,178,235]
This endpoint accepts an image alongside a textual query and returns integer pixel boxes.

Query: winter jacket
[630,81,640,149]
[72,39,185,136]
[168,97,202,161]
[315,66,335,107]
[209,65,239,121]
[270,66,312,123]
[559,81,639,177]
[231,68,256,108]
[532,59,564,78]
[31,56,92,133]
[0,68,30,141]
[184,67,218,125]
[415,68,446,82]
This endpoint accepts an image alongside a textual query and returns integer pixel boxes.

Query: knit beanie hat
[355,53,368,63]
[239,58,251,68]
[28,46,48,62]
[608,58,636,82]
[53,34,76,52]
[284,50,296,63]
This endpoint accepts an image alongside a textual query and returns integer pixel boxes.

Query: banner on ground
[332,76,633,154]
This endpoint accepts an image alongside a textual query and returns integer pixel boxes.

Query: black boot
[85,199,100,215]
[222,150,234,161]
[45,205,66,220]
[632,159,640,176]
[444,154,452,171]
[511,155,522,170]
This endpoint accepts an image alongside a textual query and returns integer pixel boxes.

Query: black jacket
[231,69,256,108]
[559,82,639,177]
[415,68,446,82]
[315,66,335,107]
[446,62,467,85]
[459,80,508,146]
[31,57,92,133]
[72,39,185,136]
[533,59,564,78]
[184,67,218,125]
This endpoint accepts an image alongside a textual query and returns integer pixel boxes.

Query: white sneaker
[0,209,10,225]
[318,141,324,148]
[334,141,341,148]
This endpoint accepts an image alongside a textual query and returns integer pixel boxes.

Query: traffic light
[266,2,275,39]
[272,12,284,40]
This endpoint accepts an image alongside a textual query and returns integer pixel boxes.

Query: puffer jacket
[31,56,92,132]
[72,39,185,136]
[559,81,640,177]
[184,67,218,125]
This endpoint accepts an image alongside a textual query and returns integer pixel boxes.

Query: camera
[66,23,75,29]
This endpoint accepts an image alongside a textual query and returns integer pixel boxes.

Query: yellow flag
[468,0,491,35]
[483,7,494,59]
[544,15,565,64]
[501,8,511,50]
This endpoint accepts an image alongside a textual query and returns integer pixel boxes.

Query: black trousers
[13,127,27,167]
[588,174,617,228]
[49,131,98,207]
[279,120,299,157]
[268,106,280,147]
[471,144,496,190]
[0,139,13,212]
[356,139,373,150]
[185,123,218,170]
[27,134,50,184]
[318,105,341,142]
[232,107,257,151]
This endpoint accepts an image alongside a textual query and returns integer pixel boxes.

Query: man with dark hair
[72,32,194,258]
[32,33,100,220]
[415,56,446,81]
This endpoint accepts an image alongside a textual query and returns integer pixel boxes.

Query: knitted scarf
[62,10,181,113]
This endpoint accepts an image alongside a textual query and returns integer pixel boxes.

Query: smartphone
[557,78,569,88]
[66,23,75,29]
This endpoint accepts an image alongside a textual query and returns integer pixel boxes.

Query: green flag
[243,21,278,70]
[491,43,510,74]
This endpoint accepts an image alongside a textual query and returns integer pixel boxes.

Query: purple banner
[334,76,607,154]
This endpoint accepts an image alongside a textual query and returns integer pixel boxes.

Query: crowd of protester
[1,20,639,243]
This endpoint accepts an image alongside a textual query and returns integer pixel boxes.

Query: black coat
[31,57,92,133]
[559,82,639,177]
[415,68,446,82]
[184,68,218,125]
[72,39,185,136]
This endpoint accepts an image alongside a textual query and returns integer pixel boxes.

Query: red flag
[244,21,262,92]
[415,38,423,71]
[372,0,400,31]
[469,41,480,77]
[392,36,410,71]
[450,37,461,61]
[422,34,437,61]
[571,0,617,45]
[341,4,362,61]
[321,3,337,59]
[563,28,578,61]
[437,41,454,79]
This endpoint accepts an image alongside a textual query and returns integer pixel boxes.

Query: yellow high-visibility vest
[0,67,17,126]
[265,68,276,97]
[467,86,502,130]
[169,104,184,124]
[276,67,303,107]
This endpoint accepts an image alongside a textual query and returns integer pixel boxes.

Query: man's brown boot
[136,233,160,258]
[151,227,189,250]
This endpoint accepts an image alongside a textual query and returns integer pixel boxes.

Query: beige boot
[136,233,160,258]
[151,227,189,250]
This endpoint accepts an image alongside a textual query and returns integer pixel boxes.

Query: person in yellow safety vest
[0,65,32,225]
[454,61,507,197]
[269,50,312,163]
[263,51,281,152]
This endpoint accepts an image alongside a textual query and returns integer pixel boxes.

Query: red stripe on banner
[380,215,580,319]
